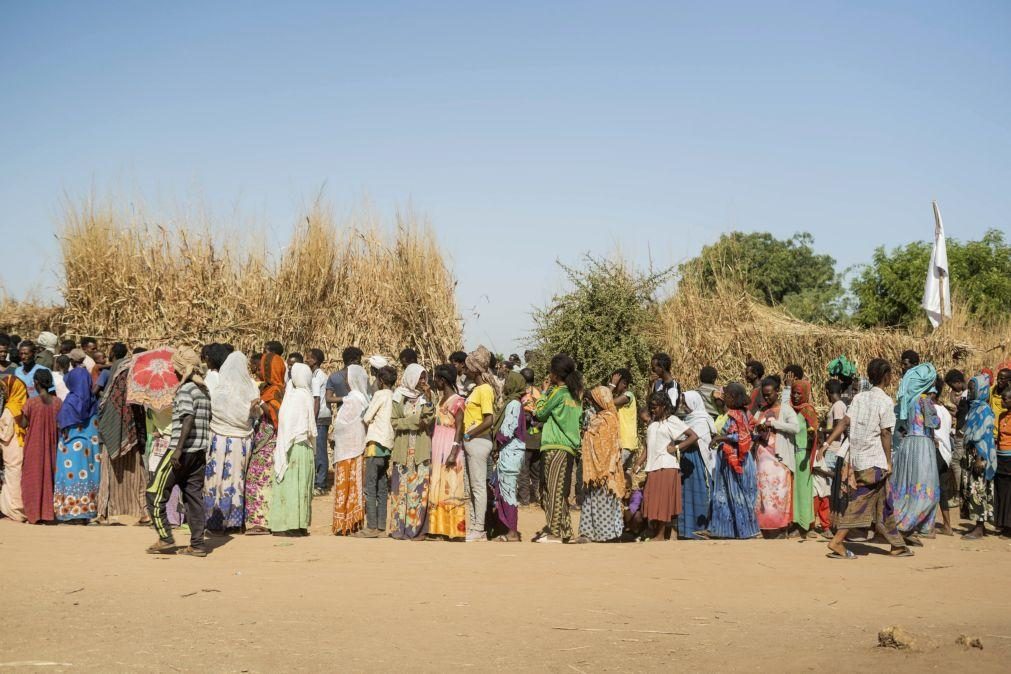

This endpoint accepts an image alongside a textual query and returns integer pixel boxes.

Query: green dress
[269,441,316,532]
[792,416,815,529]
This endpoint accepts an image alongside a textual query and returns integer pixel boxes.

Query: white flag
[922,200,951,328]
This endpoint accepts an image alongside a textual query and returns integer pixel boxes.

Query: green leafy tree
[530,255,671,397]
[851,229,1011,328]
[679,232,846,323]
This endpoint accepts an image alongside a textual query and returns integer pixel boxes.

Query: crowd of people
[1,329,1009,560]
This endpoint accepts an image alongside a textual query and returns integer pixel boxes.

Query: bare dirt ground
[2,499,1009,673]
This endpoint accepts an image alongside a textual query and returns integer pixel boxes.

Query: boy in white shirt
[358,366,397,538]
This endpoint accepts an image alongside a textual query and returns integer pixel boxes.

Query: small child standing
[641,390,697,541]
[358,366,397,538]
[815,380,848,535]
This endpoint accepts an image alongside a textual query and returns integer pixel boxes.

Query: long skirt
[269,441,315,532]
[889,434,939,533]
[542,449,575,539]
[55,418,101,522]
[0,436,26,521]
[389,459,430,540]
[996,455,1011,530]
[98,448,148,520]
[643,468,682,522]
[244,421,276,529]
[204,433,252,531]
[332,455,364,535]
[677,447,710,539]
[792,449,814,530]
[960,455,994,524]
[708,450,759,539]
[578,486,623,541]
[756,444,792,530]
[836,466,905,548]
[492,445,524,534]
[427,425,467,539]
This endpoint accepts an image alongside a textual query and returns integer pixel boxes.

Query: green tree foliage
[530,255,671,396]
[851,229,1011,328]
[679,232,846,323]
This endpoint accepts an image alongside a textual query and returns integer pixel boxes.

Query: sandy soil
[1,499,1009,673]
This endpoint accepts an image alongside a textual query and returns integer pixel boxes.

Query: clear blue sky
[2,2,1009,355]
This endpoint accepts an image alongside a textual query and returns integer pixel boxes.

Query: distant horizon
[3,2,1009,354]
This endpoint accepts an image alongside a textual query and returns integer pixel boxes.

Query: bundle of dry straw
[652,276,1011,397]
[0,198,461,366]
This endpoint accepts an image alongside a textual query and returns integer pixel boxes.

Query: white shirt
[311,368,330,422]
[935,403,952,466]
[845,387,896,471]
[645,416,690,472]
[653,378,680,412]
[362,389,395,449]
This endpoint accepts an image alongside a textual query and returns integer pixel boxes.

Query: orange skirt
[332,455,364,535]
[643,468,682,522]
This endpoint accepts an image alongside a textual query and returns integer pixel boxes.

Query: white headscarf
[393,363,425,404]
[684,390,717,475]
[274,363,317,482]
[209,352,260,438]
[332,364,370,464]
[37,331,58,353]
[367,355,389,370]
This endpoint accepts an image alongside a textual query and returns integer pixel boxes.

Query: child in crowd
[640,390,697,541]
[814,380,847,536]
[609,368,639,470]
[358,365,397,538]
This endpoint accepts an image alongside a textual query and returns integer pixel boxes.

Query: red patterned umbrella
[127,347,179,411]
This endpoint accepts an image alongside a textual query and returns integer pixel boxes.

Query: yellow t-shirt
[617,391,639,450]
[464,383,496,437]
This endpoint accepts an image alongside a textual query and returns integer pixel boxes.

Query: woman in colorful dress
[790,379,818,537]
[575,384,625,543]
[533,354,583,544]
[754,376,798,538]
[245,350,285,534]
[491,371,529,542]
[705,383,759,539]
[889,363,940,542]
[427,364,467,540]
[55,362,101,523]
[269,363,316,535]
[331,364,369,535]
[17,372,59,524]
[205,351,260,534]
[961,374,996,540]
[389,363,435,540]
[679,390,715,539]
[0,374,29,521]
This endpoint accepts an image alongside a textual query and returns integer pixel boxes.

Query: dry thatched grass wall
[652,277,1011,397]
[1,198,461,365]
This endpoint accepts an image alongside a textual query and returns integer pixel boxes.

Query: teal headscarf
[965,374,996,481]
[896,363,937,423]
[827,355,858,380]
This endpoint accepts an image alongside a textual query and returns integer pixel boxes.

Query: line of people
[1,331,1009,559]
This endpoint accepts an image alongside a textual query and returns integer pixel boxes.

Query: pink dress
[755,406,792,530]
[426,394,467,539]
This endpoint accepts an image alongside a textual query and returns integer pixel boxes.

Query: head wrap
[492,371,527,439]
[171,346,204,386]
[209,351,259,437]
[393,363,426,404]
[0,375,29,445]
[465,345,499,397]
[347,364,370,401]
[367,355,389,370]
[965,374,996,480]
[37,332,58,352]
[580,385,625,499]
[57,366,98,431]
[896,363,937,423]
[332,364,371,464]
[274,362,316,482]
[684,390,717,474]
[790,379,819,453]
[258,351,286,426]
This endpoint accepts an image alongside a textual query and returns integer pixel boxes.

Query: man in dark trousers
[147,346,212,557]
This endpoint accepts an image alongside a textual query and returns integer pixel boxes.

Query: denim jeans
[364,456,389,530]
[314,423,330,490]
